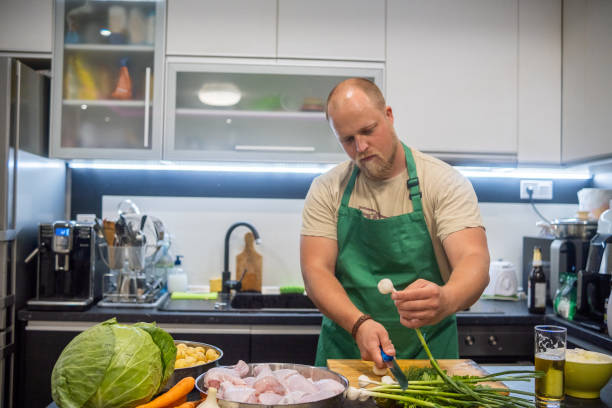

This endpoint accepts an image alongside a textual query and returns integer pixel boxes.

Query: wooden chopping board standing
[327,359,507,391]
[236,232,262,292]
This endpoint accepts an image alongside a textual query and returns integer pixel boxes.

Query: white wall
[101,196,578,292]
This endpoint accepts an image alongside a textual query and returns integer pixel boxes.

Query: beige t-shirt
[300,148,484,282]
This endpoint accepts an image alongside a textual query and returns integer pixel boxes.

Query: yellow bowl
[564,349,612,399]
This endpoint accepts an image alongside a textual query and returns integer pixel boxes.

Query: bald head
[325,78,386,120]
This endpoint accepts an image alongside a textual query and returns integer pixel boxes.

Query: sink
[159,293,318,312]
[230,293,317,310]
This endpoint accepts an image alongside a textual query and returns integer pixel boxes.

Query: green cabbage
[51,318,177,408]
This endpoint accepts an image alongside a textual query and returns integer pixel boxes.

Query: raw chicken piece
[299,389,336,403]
[272,369,298,381]
[233,359,250,378]
[219,383,256,403]
[204,367,246,389]
[244,377,256,386]
[313,378,345,395]
[278,390,306,404]
[254,364,273,378]
[258,392,283,405]
[284,373,318,394]
[253,375,287,395]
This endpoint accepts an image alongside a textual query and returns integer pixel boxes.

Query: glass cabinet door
[165,60,384,163]
[51,0,164,159]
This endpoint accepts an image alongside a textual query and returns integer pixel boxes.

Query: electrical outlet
[520,180,553,200]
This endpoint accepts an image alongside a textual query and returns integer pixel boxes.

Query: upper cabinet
[164,58,383,162]
[166,0,276,58]
[166,0,385,61]
[277,0,385,61]
[386,0,518,161]
[517,0,561,165]
[562,0,612,164]
[0,0,54,53]
[50,0,166,160]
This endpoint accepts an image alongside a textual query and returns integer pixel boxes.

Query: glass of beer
[534,325,567,405]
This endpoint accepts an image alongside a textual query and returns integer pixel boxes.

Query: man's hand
[391,279,453,328]
[354,319,395,368]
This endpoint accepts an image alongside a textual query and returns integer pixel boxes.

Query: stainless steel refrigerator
[0,57,66,408]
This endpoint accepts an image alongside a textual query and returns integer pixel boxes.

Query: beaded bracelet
[351,314,372,339]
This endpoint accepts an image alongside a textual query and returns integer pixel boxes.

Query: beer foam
[566,348,612,364]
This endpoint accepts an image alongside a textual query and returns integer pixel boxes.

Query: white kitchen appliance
[484,261,519,297]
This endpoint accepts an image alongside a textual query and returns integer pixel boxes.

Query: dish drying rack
[93,200,171,307]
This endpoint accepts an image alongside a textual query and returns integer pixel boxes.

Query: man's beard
[356,140,398,181]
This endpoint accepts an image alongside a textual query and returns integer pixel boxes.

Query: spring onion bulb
[381,375,395,385]
[372,365,388,376]
[377,278,396,294]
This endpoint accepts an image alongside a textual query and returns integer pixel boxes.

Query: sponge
[279,285,305,295]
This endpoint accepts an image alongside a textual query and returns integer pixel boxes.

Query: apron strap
[403,144,423,212]
[340,165,359,208]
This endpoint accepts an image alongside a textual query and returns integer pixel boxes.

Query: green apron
[315,143,458,366]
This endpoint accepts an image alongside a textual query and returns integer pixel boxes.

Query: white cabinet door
[278,0,385,61]
[0,0,53,53]
[562,0,612,163]
[517,0,562,165]
[166,0,276,58]
[386,0,518,158]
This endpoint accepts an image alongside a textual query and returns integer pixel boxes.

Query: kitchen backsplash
[101,195,577,291]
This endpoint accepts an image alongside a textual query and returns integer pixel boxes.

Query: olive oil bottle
[528,246,547,314]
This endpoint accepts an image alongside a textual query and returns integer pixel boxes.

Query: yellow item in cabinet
[63,55,79,100]
[73,56,98,100]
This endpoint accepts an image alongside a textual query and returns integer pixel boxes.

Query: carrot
[171,402,196,408]
[135,377,195,408]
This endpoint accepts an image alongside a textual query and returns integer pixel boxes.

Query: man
[300,78,490,369]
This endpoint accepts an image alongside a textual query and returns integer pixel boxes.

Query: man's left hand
[390,279,455,328]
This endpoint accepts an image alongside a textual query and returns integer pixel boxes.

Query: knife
[380,348,408,390]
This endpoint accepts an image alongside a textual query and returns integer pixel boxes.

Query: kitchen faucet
[220,222,261,305]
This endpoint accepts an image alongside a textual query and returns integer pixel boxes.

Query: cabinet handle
[143,67,151,148]
[234,145,315,152]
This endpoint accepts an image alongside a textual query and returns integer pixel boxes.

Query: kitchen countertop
[46,365,612,408]
[18,299,612,351]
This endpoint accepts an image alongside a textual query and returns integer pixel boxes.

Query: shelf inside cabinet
[175,108,325,120]
[63,99,147,107]
[64,44,155,52]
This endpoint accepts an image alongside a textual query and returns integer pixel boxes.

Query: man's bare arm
[391,227,490,328]
[300,235,394,365]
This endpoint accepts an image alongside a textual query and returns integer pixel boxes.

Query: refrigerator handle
[143,66,151,148]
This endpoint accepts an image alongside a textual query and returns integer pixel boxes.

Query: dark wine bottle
[528,246,547,314]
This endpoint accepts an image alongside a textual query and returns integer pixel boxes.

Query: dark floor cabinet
[251,333,320,365]
[16,322,319,408]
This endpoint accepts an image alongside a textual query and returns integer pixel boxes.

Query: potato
[174,343,219,369]
[205,348,219,361]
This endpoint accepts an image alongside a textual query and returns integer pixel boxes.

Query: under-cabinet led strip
[68,161,592,180]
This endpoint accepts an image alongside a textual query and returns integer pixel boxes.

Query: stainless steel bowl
[195,363,348,408]
[549,218,598,240]
[163,340,223,391]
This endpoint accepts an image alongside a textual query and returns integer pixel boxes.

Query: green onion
[358,328,544,408]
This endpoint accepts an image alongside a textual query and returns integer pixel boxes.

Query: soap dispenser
[167,255,188,293]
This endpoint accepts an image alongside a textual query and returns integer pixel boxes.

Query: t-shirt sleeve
[301,175,338,240]
[431,166,484,242]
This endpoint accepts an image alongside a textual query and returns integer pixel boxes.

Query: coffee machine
[26,221,104,310]
[576,209,612,324]
[548,218,598,304]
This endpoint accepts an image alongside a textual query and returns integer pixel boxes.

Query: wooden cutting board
[236,232,262,292]
[327,359,507,391]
